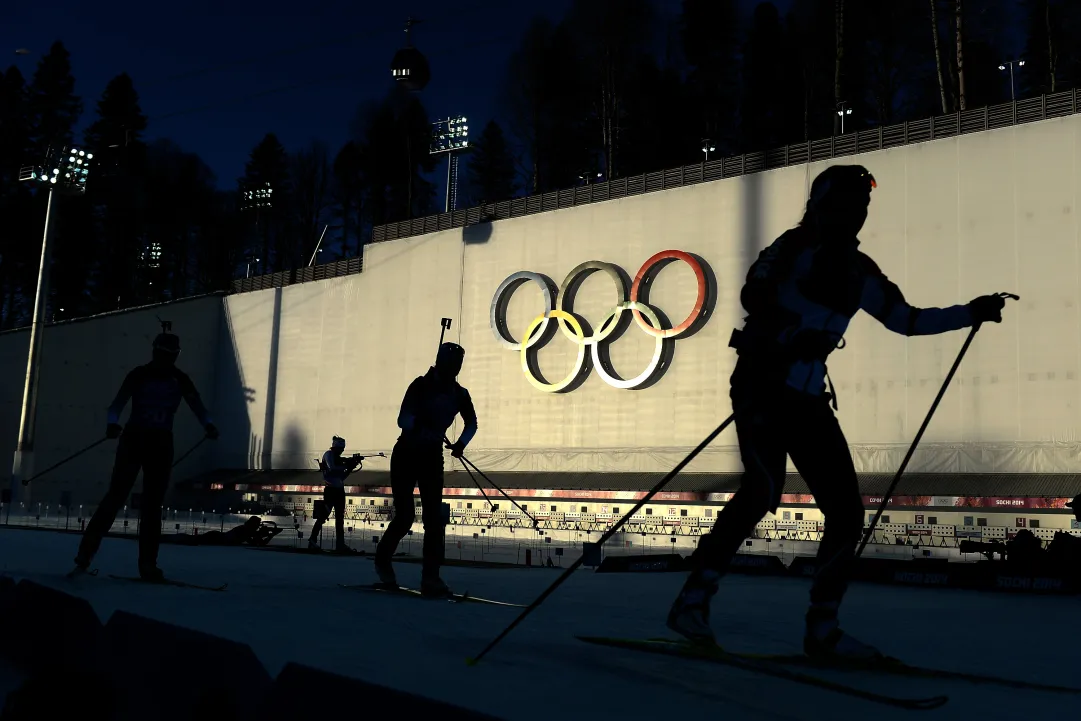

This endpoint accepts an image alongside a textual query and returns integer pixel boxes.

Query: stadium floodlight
[998,59,1025,102]
[701,139,716,161]
[430,115,471,213]
[241,182,274,211]
[10,144,96,511]
[835,101,853,134]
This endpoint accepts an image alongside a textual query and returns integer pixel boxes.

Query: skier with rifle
[374,342,477,597]
[666,165,1011,660]
[73,322,218,580]
[309,435,363,551]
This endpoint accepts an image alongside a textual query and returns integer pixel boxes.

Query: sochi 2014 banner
[227,483,1074,510]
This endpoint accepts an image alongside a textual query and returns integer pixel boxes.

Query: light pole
[10,147,92,510]
[430,116,469,213]
[701,140,716,162]
[241,182,273,275]
[998,59,1025,102]
[836,102,853,134]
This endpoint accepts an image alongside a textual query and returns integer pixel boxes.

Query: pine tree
[27,42,82,159]
[288,140,330,269]
[681,0,741,155]
[742,3,789,150]
[466,121,517,205]
[80,73,149,313]
[240,134,290,274]
[0,66,33,327]
[331,141,366,256]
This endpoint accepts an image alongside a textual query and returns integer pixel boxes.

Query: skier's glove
[967,294,1006,324]
[445,440,465,459]
[204,423,220,440]
[106,423,123,439]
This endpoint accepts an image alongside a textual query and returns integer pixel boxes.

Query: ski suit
[78,362,213,571]
[375,367,477,579]
[694,225,974,609]
[311,449,358,550]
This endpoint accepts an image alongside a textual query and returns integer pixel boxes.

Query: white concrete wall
[0,295,223,506]
[223,114,1081,476]
[6,113,1081,506]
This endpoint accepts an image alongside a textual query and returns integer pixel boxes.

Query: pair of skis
[66,566,227,592]
[339,582,526,607]
[577,636,1081,710]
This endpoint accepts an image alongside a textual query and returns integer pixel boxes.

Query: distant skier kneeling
[666,165,1010,661]
[73,324,218,580]
[374,342,477,597]
[310,435,362,552]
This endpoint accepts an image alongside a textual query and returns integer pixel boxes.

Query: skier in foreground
[374,342,477,597]
[309,435,362,551]
[667,165,1010,660]
[73,324,218,580]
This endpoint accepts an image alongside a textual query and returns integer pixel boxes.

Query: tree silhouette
[681,0,741,155]
[465,120,517,205]
[0,66,32,328]
[26,42,82,159]
[79,73,149,313]
[240,133,290,274]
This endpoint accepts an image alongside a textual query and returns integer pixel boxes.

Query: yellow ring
[520,310,587,393]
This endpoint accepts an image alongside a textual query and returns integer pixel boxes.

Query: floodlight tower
[240,182,273,275]
[10,146,92,510]
[430,116,470,213]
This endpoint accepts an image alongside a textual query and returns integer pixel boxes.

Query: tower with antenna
[391,16,431,92]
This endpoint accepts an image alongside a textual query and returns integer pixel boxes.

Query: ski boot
[803,604,883,662]
[139,565,166,583]
[420,575,453,599]
[68,554,96,578]
[373,560,398,589]
[666,569,720,646]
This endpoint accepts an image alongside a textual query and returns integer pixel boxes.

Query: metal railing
[230,90,1081,295]
[230,256,362,294]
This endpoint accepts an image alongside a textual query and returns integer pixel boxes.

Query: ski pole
[467,410,739,667]
[449,442,538,526]
[856,293,1018,557]
[172,437,207,468]
[457,459,496,513]
[21,438,108,486]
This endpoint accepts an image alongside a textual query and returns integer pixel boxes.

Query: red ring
[628,250,707,338]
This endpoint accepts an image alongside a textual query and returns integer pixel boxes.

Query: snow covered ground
[1,526,1076,720]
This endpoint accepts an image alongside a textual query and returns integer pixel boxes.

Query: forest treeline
[0,0,1077,326]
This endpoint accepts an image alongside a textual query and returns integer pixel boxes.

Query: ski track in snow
[1,528,1074,720]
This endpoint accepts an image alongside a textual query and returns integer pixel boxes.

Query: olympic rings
[491,250,711,392]
[520,310,587,393]
[490,271,555,350]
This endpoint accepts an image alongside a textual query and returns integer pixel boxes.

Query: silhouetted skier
[374,343,477,597]
[666,165,1010,661]
[310,435,362,552]
[74,324,218,580]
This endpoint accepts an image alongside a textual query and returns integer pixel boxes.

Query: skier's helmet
[435,342,465,379]
[331,436,346,452]
[152,331,181,365]
[808,166,873,222]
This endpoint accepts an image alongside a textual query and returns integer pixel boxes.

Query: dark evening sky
[4,0,586,189]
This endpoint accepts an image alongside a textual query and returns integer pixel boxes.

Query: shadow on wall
[742,169,763,275]
[261,288,283,470]
[213,298,256,475]
[462,221,493,245]
[279,423,310,472]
